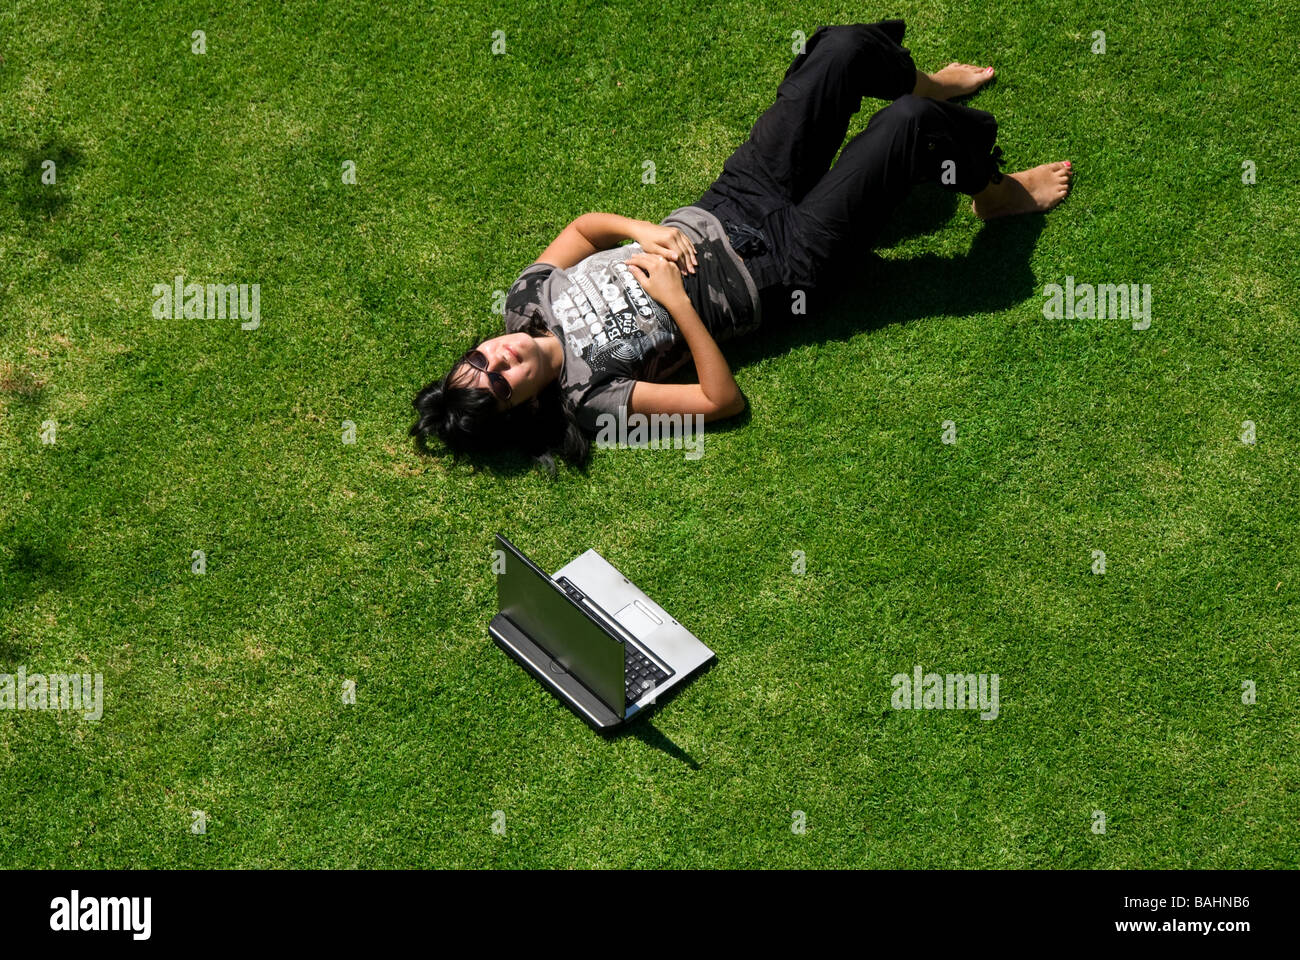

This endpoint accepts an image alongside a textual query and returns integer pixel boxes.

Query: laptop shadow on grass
[723,188,1048,368]
[598,660,718,768]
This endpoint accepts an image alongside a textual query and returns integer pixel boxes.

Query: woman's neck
[541,330,564,381]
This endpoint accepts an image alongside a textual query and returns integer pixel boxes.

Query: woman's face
[451,331,554,411]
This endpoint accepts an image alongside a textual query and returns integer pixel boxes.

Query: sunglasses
[458,349,512,403]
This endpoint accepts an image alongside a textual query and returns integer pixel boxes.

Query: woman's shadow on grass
[722,185,1048,373]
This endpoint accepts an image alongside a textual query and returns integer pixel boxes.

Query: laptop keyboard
[625,644,670,704]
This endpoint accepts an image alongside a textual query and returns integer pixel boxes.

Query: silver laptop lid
[495,535,625,715]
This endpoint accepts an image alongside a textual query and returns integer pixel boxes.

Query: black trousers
[695,20,1002,299]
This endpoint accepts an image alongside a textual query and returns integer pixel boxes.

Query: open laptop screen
[495,535,625,714]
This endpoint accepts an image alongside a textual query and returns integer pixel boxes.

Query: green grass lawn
[2,0,1297,868]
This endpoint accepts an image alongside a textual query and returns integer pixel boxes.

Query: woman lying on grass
[411,19,1073,471]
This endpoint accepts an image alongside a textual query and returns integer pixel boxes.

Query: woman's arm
[624,253,745,421]
[535,213,651,268]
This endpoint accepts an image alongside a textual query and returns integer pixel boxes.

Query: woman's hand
[631,224,697,275]
[625,252,687,306]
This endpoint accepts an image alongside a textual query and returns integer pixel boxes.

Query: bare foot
[971,162,1074,220]
[914,63,995,100]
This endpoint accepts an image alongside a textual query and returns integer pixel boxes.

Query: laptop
[488,534,715,730]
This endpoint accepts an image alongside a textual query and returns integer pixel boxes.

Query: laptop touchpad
[614,601,661,641]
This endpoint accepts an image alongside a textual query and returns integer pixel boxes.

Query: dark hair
[409,316,590,473]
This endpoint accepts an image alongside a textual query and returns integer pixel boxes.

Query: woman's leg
[781,93,1005,289]
[697,20,920,224]
[782,93,1073,289]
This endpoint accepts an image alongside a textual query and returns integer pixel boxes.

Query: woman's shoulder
[504,261,561,332]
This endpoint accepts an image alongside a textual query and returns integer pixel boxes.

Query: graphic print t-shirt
[503,205,761,432]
